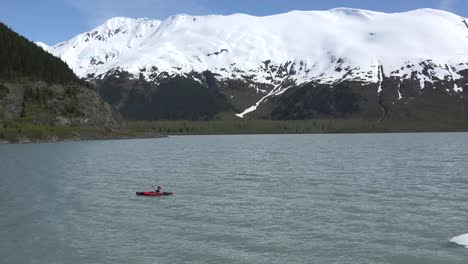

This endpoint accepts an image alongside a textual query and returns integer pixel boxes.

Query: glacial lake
[1,134,468,264]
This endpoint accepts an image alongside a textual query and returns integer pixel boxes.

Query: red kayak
[136,191,173,196]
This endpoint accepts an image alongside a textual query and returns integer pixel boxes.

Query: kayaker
[152,185,162,193]
[155,185,163,193]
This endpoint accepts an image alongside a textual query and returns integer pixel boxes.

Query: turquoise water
[1,134,468,263]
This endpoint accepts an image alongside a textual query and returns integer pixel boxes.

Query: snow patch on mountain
[46,8,468,100]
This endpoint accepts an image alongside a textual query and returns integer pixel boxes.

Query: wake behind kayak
[136,191,173,196]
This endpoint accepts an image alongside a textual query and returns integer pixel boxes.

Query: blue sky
[0,0,466,45]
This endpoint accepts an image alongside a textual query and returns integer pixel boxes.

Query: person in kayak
[155,185,163,194]
[152,185,162,193]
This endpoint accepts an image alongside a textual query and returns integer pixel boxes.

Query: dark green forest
[0,22,78,83]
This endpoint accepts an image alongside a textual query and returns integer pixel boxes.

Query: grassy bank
[0,122,164,143]
[126,119,468,135]
[2,118,468,143]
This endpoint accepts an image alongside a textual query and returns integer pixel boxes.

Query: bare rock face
[73,86,122,128]
[0,81,122,129]
[0,83,25,120]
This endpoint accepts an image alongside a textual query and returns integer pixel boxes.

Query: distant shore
[0,124,167,144]
[126,119,468,135]
[0,134,168,144]
[2,118,468,144]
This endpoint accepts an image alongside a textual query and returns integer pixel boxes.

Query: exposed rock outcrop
[0,81,122,129]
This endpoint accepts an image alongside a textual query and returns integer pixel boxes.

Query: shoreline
[0,131,168,145]
[3,130,468,145]
[2,119,468,144]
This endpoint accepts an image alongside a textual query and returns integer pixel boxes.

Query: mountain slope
[45,8,468,120]
[0,23,77,83]
[0,22,121,130]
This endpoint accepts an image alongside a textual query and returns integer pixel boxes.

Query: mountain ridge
[42,8,468,120]
[45,8,468,81]
[0,21,122,137]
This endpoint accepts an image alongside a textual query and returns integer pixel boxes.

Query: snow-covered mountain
[35,41,50,51]
[44,8,468,119]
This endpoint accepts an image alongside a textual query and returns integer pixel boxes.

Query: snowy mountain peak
[46,8,468,92]
[84,16,161,42]
[35,41,49,50]
[328,7,383,17]
[102,16,139,26]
